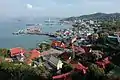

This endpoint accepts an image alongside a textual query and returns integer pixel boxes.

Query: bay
[0,21,71,49]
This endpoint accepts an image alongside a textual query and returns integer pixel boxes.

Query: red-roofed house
[51,40,66,49]
[10,47,26,57]
[74,63,88,74]
[10,47,26,62]
[96,57,111,69]
[69,60,88,74]
[29,49,40,60]
[26,49,40,65]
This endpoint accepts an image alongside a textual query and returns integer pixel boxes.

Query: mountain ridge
[61,13,120,21]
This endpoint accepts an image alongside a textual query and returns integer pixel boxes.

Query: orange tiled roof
[29,49,40,60]
[10,47,26,56]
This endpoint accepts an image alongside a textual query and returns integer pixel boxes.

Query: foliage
[38,65,46,73]
[100,20,120,31]
[104,63,115,74]
[0,62,48,80]
[62,13,120,22]
[86,63,105,80]
[111,53,120,67]
[61,62,73,73]
[0,48,9,58]
[39,43,51,52]
[71,71,85,80]
[106,75,120,80]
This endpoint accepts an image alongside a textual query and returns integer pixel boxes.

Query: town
[0,18,120,80]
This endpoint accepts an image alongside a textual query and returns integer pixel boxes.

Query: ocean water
[0,21,71,49]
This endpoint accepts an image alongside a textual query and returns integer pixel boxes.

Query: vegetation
[99,20,120,31]
[39,42,51,52]
[86,64,105,80]
[61,62,73,73]
[0,62,48,80]
[61,13,120,21]
[0,48,9,58]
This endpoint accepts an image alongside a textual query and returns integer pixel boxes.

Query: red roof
[70,60,88,74]
[74,63,88,74]
[53,72,72,80]
[96,57,111,69]
[25,49,40,65]
[10,47,26,56]
[29,49,40,60]
[51,41,66,49]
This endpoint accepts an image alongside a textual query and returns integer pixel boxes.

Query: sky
[0,0,120,18]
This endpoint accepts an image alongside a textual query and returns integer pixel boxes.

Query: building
[10,47,26,62]
[48,55,63,70]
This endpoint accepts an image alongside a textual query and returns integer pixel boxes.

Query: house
[41,48,63,56]
[69,60,88,74]
[10,47,26,62]
[10,47,26,57]
[48,55,63,70]
[29,49,40,60]
[25,49,41,65]
[44,61,53,71]
[96,57,111,69]
[74,63,88,74]
[51,40,66,49]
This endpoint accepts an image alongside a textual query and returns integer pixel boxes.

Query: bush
[86,64,105,80]
[39,43,51,52]
[0,48,9,58]
[104,63,115,74]
[0,62,48,80]
[61,62,73,73]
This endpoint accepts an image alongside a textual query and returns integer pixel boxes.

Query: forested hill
[61,13,120,21]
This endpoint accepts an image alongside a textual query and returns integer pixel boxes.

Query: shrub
[0,62,48,80]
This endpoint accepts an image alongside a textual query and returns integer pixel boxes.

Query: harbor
[3,18,120,80]
[1,0,120,79]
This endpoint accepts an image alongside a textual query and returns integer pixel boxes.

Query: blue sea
[0,20,71,49]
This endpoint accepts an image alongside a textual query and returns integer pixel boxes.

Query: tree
[0,62,48,80]
[61,62,73,73]
[0,48,9,58]
[39,42,51,52]
[86,63,105,80]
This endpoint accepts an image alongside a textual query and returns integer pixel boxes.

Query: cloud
[26,4,33,9]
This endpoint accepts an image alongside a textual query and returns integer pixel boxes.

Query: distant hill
[61,13,120,21]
